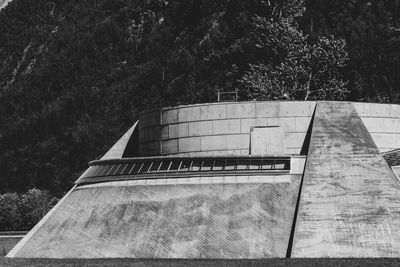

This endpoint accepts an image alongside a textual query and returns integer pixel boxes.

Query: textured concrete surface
[3,258,400,266]
[392,166,400,181]
[12,176,300,258]
[250,127,284,155]
[292,102,400,257]
[290,156,306,174]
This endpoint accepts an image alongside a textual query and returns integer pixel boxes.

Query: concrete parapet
[370,133,400,151]
[169,123,189,139]
[201,135,227,151]
[226,102,256,118]
[212,119,241,135]
[279,101,316,117]
[179,137,201,153]
[178,106,201,122]
[137,101,400,156]
[284,133,307,150]
[255,102,280,118]
[279,117,297,132]
[227,134,250,150]
[240,118,268,133]
[188,121,213,136]
[353,102,400,118]
[161,139,178,154]
[162,109,178,124]
[200,104,227,120]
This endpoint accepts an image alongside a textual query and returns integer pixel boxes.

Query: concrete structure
[292,102,400,257]
[138,101,400,156]
[7,101,400,258]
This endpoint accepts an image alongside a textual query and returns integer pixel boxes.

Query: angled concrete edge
[291,102,400,257]
[6,185,77,258]
[101,121,139,160]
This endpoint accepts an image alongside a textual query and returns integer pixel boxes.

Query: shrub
[0,193,21,231]
[0,189,58,231]
[19,189,59,231]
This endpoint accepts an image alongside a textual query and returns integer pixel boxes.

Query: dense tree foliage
[238,6,348,100]
[0,0,398,195]
[0,189,58,231]
[301,0,400,102]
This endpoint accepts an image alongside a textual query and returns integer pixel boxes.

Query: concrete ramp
[10,175,300,258]
[292,102,400,257]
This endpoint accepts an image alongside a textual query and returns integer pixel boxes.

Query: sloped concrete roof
[10,175,301,258]
[7,101,400,259]
[292,102,400,257]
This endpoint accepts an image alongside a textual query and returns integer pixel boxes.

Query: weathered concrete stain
[13,176,300,258]
[292,102,400,257]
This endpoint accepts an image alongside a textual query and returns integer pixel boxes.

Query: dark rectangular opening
[224,159,236,171]
[237,159,249,170]
[106,164,118,176]
[148,161,162,172]
[179,160,191,172]
[125,163,139,174]
[100,165,113,176]
[275,159,289,170]
[249,159,262,170]
[190,160,202,171]
[213,160,225,171]
[158,161,171,172]
[115,163,128,175]
[169,160,181,172]
[83,156,291,180]
[138,162,152,173]
[109,164,121,175]
[200,160,213,171]
[262,159,273,170]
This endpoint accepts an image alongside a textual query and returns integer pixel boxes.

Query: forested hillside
[0,0,12,10]
[0,0,399,195]
[302,0,400,101]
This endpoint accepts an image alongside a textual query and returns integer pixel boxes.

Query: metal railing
[217,91,238,102]
[77,156,290,184]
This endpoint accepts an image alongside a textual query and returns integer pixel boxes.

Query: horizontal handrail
[89,155,292,166]
[77,156,291,185]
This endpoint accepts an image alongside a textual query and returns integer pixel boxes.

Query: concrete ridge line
[6,185,77,258]
[285,102,317,258]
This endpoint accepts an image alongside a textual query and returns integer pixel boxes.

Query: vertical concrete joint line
[285,102,317,258]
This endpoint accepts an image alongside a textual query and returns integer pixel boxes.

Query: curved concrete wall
[353,102,400,152]
[138,101,400,156]
[138,101,316,156]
